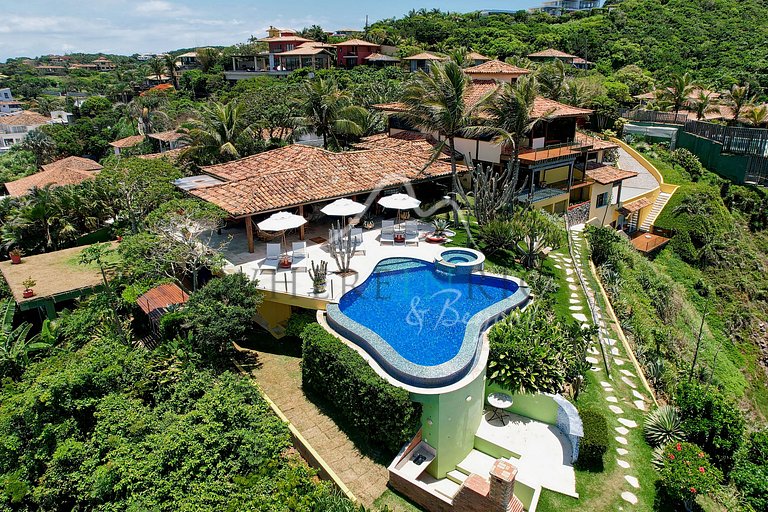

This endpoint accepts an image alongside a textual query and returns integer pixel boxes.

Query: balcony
[514,185,569,205]
[516,142,581,168]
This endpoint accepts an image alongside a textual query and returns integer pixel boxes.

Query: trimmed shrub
[284,308,317,338]
[577,408,609,469]
[300,324,421,455]
[671,148,704,181]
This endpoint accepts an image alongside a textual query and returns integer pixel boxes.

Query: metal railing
[620,109,689,125]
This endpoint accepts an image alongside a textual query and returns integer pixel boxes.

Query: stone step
[447,469,468,485]
[432,478,462,500]
[456,450,497,479]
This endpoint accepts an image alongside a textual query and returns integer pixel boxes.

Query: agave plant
[644,405,685,448]
[431,218,450,236]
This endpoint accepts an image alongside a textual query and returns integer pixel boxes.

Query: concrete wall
[414,369,487,479]
[484,382,560,425]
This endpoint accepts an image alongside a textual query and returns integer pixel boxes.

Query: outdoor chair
[351,228,366,255]
[404,221,419,246]
[291,242,308,272]
[380,220,395,245]
[260,243,281,273]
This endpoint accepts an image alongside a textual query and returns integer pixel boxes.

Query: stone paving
[618,146,661,201]
[556,224,653,507]
[238,346,389,506]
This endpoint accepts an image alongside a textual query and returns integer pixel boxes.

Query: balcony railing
[518,141,582,166]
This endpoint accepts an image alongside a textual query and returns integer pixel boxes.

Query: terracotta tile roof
[465,60,531,75]
[109,134,145,148]
[532,97,593,118]
[365,53,400,62]
[138,148,184,160]
[5,156,101,196]
[189,134,458,217]
[334,38,379,47]
[137,283,189,316]
[42,156,102,173]
[467,52,490,61]
[585,162,638,185]
[147,130,185,142]
[277,46,331,56]
[403,52,447,61]
[374,89,592,119]
[575,132,619,151]
[258,35,313,43]
[528,48,578,59]
[620,197,652,214]
[0,111,51,126]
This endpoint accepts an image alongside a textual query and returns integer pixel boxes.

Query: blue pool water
[338,258,519,366]
[442,249,478,264]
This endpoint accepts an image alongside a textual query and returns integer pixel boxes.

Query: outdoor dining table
[487,392,514,426]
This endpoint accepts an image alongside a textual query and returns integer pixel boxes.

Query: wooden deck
[630,232,670,253]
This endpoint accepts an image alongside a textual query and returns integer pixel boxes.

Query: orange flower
[676,443,682,451]
[698,452,705,458]
[699,467,705,473]
[690,487,697,493]
[669,454,675,460]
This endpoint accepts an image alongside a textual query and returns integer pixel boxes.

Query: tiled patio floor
[238,345,390,506]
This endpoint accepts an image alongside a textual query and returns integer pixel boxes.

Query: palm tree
[20,129,55,167]
[448,47,471,67]
[537,59,567,102]
[469,76,546,204]
[562,79,589,108]
[182,101,257,165]
[724,84,754,124]
[0,299,52,379]
[148,58,165,81]
[664,72,696,114]
[399,61,492,225]
[296,78,367,150]
[163,54,179,90]
[689,91,718,120]
[742,105,766,127]
[196,48,220,73]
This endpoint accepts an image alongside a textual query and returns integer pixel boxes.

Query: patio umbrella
[321,198,366,217]
[377,193,421,226]
[257,211,307,253]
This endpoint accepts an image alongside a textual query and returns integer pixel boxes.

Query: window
[596,192,609,208]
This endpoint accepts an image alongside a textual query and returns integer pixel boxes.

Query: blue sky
[1,1,539,61]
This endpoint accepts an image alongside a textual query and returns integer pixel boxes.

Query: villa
[0,88,22,114]
[3,156,102,197]
[0,110,54,153]
[374,61,635,227]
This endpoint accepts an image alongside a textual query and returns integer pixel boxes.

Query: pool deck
[214,221,453,303]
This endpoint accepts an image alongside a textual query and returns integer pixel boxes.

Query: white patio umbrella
[257,211,307,253]
[321,198,366,217]
[377,193,421,227]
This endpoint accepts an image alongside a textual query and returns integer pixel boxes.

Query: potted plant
[361,213,375,230]
[279,254,292,269]
[9,248,22,265]
[22,277,36,298]
[426,218,450,243]
[309,260,327,294]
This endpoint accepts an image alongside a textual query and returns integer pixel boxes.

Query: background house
[0,110,53,153]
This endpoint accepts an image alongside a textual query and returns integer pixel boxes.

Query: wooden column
[245,215,255,253]
[298,205,305,240]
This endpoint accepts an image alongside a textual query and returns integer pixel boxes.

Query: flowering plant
[658,441,722,508]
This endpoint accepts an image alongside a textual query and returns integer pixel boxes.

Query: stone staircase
[639,192,672,232]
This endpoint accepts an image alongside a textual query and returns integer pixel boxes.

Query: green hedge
[578,408,609,469]
[300,323,422,455]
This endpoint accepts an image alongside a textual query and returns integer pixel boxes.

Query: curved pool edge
[325,267,531,389]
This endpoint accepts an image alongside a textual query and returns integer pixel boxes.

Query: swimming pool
[326,257,530,388]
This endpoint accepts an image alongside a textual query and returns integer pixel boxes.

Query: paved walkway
[557,225,653,507]
[617,147,660,201]
[238,346,389,506]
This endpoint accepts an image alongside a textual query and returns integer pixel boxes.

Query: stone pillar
[488,460,518,511]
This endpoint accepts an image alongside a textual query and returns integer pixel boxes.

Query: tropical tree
[537,59,568,102]
[296,78,367,150]
[0,299,53,378]
[724,84,754,124]
[182,101,258,165]
[196,48,220,73]
[399,61,492,225]
[148,58,165,81]
[743,105,767,127]
[509,207,564,269]
[20,129,56,167]
[689,91,718,120]
[664,72,696,114]
[145,199,228,291]
[163,54,180,90]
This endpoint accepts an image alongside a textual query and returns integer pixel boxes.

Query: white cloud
[136,1,174,14]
